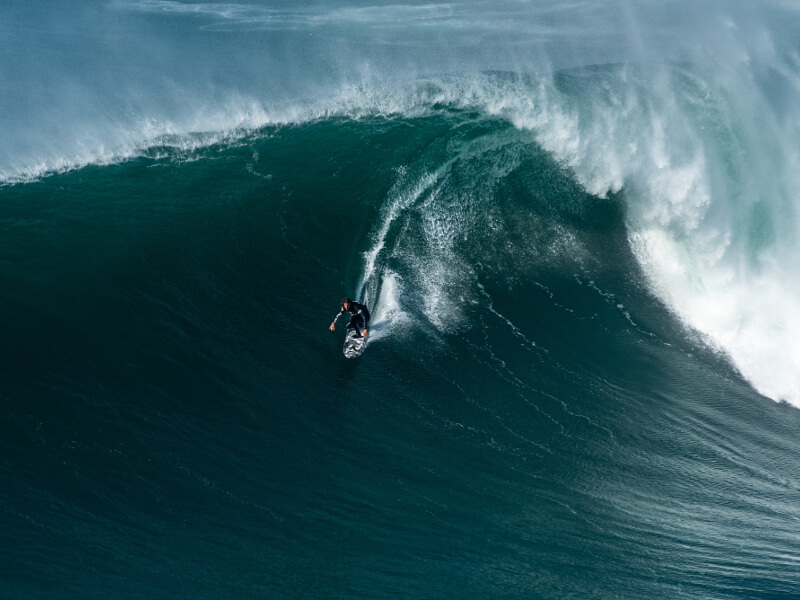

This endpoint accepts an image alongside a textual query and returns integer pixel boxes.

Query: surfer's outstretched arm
[330,305,345,331]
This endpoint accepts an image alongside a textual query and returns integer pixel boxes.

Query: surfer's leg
[347,315,365,337]
[346,315,361,336]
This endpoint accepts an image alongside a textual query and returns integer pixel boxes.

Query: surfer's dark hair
[342,297,352,305]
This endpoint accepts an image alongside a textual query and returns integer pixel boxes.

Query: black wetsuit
[333,302,371,337]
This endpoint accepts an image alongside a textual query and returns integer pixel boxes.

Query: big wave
[3,1,800,406]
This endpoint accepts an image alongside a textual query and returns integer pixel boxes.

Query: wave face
[3,2,800,599]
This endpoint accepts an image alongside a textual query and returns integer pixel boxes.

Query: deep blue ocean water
[2,2,800,599]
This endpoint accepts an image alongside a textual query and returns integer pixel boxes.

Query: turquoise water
[3,2,800,599]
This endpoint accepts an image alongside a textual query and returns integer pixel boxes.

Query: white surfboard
[343,330,367,358]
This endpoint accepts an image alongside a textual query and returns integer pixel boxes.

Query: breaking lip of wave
[0,99,280,186]
[0,73,545,185]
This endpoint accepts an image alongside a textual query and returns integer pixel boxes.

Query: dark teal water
[2,113,800,599]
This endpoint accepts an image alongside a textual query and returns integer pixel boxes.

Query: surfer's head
[342,297,352,309]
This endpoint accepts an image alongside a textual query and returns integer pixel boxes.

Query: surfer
[329,298,370,339]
